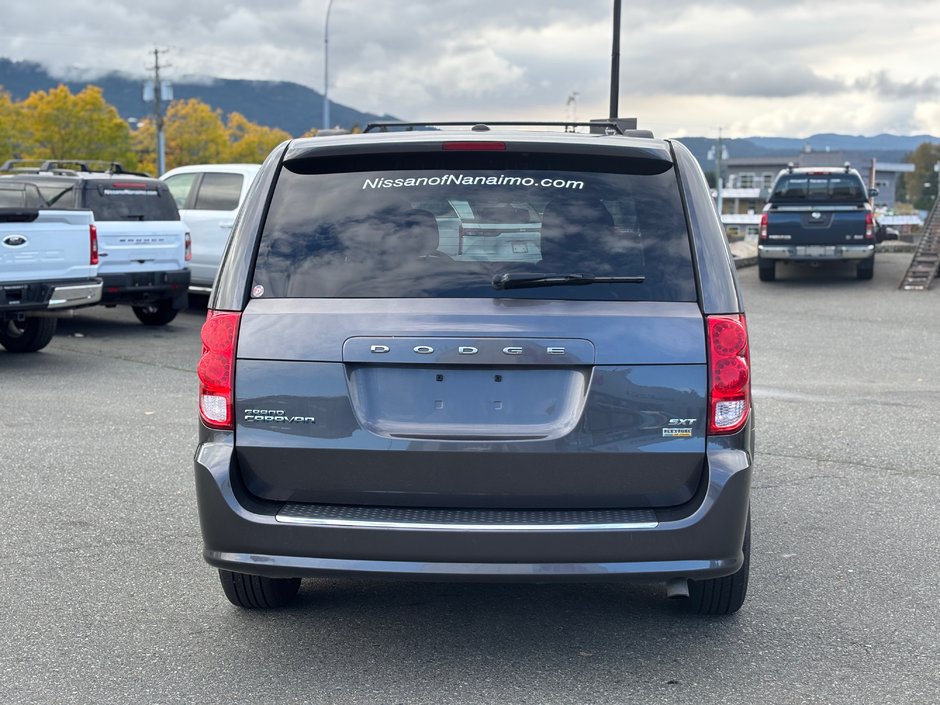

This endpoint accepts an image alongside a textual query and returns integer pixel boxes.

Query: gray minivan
[194,122,754,615]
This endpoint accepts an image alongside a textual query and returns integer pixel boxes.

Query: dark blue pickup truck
[757,165,877,281]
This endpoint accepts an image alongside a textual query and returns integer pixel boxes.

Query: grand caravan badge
[243,408,316,424]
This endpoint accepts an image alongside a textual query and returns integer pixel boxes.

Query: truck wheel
[132,299,179,326]
[688,511,750,615]
[0,317,58,353]
[757,258,776,282]
[856,258,874,281]
[218,569,301,609]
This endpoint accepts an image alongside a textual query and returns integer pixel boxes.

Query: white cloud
[2,0,939,136]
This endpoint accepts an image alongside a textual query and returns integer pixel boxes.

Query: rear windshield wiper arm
[492,271,645,290]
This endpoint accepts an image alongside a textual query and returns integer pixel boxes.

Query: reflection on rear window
[253,156,696,302]
[772,174,866,202]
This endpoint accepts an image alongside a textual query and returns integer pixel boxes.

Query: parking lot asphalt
[1,251,938,705]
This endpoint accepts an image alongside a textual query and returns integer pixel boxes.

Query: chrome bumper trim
[758,244,874,261]
[47,281,103,309]
[276,503,659,532]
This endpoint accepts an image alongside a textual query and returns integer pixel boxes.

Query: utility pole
[708,128,727,215]
[148,48,170,176]
[609,0,621,119]
[716,127,724,216]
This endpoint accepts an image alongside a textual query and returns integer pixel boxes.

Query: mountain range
[2,58,938,164]
[0,58,396,135]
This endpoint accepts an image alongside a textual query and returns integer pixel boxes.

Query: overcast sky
[4,0,939,138]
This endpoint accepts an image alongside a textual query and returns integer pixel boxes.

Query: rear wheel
[856,257,874,280]
[688,511,750,615]
[0,317,58,353]
[132,299,179,326]
[218,569,301,609]
[757,258,776,282]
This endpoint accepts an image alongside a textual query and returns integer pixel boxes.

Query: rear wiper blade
[492,271,645,290]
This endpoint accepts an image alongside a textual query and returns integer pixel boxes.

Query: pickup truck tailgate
[96,221,188,275]
[0,209,96,284]
[767,206,870,246]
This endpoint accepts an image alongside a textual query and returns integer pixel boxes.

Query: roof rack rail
[0,159,46,172]
[363,120,637,135]
[36,160,151,177]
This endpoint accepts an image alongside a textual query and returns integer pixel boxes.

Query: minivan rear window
[253,153,696,301]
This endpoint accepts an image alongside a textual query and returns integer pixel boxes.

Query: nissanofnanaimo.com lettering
[361,174,585,190]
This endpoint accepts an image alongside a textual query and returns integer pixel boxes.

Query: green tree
[224,112,290,163]
[904,142,940,211]
[20,85,135,166]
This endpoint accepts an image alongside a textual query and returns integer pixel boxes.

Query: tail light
[89,224,99,265]
[707,314,750,435]
[864,212,874,240]
[185,231,192,261]
[198,311,241,429]
[759,213,768,240]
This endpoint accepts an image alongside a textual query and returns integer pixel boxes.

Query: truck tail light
[198,311,241,429]
[707,314,751,435]
[185,231,192,261]
[759,213,768,240]
[89,224,99,265]
[865,212,874,240]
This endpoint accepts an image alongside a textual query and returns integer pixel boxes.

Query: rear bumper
[194,433,753,582]
[758,244,874,261]
[0,278,102,315]
[100,269,190,306]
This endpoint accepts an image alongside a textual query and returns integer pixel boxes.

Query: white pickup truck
[2,168,190,325]
[0,182,101,352]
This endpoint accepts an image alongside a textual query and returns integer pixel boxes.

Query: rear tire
[688,511,750,615]
[132,299,179,326]
[757,258,776,282]
[218,570,301,609]
[856,258,874,281]
[0,317,58,353]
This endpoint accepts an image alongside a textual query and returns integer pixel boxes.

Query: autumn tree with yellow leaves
[225,112,290,163]
[1,84,296,175]
[18,85,136,166]
[0,90,28,163]
[133,100,291,173]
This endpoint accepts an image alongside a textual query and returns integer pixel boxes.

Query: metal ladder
[899,196,940,290]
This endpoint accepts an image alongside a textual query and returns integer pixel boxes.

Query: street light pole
[323,0,335,131]
[609,0,621,119]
